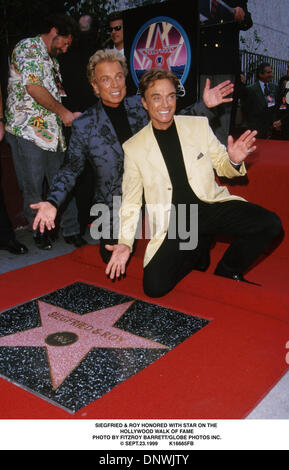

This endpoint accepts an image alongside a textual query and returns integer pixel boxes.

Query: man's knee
[143,273,171,298]
[143,283,168,298]
[264,211,282,239]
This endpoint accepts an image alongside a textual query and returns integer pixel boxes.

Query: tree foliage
[1,0,164,52]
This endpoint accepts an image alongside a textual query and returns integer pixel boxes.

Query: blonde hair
[87,48,128,86]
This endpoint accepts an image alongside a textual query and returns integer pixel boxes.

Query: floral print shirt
[5,35,66,152]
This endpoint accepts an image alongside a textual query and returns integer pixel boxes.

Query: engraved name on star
[0,300,168,389]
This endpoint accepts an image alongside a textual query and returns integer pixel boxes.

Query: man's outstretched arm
[181,78,234,117]
[26,84,81,127]
[202,78,234,108]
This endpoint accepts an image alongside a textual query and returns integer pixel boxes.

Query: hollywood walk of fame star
[0,300,169,390]
[139,24,181,70]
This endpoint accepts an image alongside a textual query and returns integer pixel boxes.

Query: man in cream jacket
[106,70,281,297]
[106,70,282,297]
[106,69,282,297]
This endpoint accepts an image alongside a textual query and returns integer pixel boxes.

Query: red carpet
[0,139,288,419]
[0,243,288,420]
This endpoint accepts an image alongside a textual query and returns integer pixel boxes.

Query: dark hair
[108,12,123,24]
[139,69,180,98]
[40,13,78,38]
[256,62,271,79]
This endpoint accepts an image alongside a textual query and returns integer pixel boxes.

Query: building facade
[240,0,289,62]
[112,0,289,62]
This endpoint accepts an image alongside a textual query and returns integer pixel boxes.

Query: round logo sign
[130,16,191,88]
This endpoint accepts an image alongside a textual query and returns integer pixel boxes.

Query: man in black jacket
[30,49,235,262]
[243,62,278,138]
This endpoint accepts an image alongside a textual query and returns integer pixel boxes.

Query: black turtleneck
[103,101,133,144]
[153,121,201,205]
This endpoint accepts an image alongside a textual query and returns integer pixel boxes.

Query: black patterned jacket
[48,95,211,211]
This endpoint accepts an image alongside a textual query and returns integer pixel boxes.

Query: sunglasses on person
[109,25,122,32]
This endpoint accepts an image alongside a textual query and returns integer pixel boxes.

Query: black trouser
[0,167,14,244]
[143,200,282,298]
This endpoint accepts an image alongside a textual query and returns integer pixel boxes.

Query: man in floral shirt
[5,14,86,249]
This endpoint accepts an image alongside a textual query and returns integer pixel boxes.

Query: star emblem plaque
[0,282,209,413]
[130,16,191,88]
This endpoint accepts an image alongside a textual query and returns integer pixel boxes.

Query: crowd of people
[239,61,289,140]
[0,1,285,296]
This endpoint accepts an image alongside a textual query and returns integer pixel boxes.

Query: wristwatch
[0,117,6,123]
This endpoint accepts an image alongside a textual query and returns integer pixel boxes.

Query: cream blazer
[119,115,246,266]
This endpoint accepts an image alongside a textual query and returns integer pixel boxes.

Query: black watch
[0,117,6,123]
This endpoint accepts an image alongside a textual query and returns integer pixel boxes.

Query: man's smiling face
[141,78,177,130]
[91,60,127,107]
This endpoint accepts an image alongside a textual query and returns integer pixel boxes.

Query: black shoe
[49,229,59,242]
[64,234,87,248]
[0,238,28,255]
[33,232,52,250]
[214,266,261,286]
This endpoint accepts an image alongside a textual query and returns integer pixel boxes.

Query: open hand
[30,201,57,232]
[59,110,81,127]
[203,78,234,108]
[227,129,258,165]
[105,244,130,280]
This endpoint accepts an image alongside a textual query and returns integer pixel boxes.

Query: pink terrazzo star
[0,300,168,389]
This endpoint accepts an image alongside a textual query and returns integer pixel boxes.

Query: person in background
[272,75,289,140]
[5,13,86,250]
[0,86,28,255]
[78,14,93,32]
[243,62,278,139]
[107,12,124,56]
[59,13,100,113]
[59,13,100,234]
